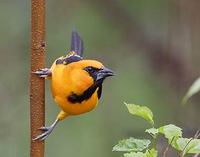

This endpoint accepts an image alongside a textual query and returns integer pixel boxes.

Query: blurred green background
[0,0,200,156]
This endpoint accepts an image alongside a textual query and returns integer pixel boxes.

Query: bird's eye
[84,66,100,80]
[87,66,93,71]
[84,66,98,73]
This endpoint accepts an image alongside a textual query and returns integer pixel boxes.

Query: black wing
[70,28,84,57]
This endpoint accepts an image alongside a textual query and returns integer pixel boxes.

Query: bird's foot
[32,119,59,141]
[33,68,51,78]
[33,126,54,141]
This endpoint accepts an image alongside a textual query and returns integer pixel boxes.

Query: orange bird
[33,29,114,141]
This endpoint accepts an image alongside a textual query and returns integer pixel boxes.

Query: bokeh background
[0,0,200,156]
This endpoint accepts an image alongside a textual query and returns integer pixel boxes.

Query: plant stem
[30,0,45,156]
[152,137,157,150]
[163,136,175,157]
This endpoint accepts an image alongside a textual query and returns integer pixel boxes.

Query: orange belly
[53,89,99,115]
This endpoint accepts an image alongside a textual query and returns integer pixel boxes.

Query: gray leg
[33,119,59,141]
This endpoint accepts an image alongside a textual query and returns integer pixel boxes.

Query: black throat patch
[67,80,103,103]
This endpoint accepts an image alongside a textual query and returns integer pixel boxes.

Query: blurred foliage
[183,77,200,104]
[113,104,200,157]
[0,0,199,157]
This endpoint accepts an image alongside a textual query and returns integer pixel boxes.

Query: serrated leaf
[159,124,182,141]
[145,128,158,137]
[182,77,200,104]
[125,103,154,125]
[175,138,200,155]
[113,138,151,152]
[124,149,158,157]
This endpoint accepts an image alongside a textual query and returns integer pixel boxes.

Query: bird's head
[68,59,114,86]
[83,60,114,82]
[63,59,114,102]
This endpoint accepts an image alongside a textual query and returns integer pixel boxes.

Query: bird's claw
[33,126,54,141]
[38,126,50,131]
[32,68,51,78]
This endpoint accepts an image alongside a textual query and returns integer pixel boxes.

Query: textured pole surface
[30,0,45,156]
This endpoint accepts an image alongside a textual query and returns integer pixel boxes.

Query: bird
[33,29,114,141]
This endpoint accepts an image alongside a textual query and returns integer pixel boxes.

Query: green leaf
[182,77,200,104]
[123,149,158,157]
[125,103,154,125]
[124,152,145,157]
[175,138,200,155]
[145,149,158,157]
[113,137,151,152]
[159,124,182,141]
[145,128,158,137]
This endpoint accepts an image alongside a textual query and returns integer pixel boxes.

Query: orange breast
[50,62,99,115]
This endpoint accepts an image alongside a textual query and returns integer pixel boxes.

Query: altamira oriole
[33,29,114,141]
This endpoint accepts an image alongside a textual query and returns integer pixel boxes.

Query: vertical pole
[30,0,45,156]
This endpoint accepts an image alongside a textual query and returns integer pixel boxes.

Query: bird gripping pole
[30,0,45,156]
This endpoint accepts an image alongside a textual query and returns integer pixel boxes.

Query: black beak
[96,67,114,81]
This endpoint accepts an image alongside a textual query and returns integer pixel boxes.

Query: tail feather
[70,28,84,57]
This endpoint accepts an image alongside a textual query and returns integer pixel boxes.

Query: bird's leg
[33,111,68,141]
[33,119,59,141]
[32,68,52,78]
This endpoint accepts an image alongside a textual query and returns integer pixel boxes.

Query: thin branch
[194,129,200,139]
[30,0,45,156]
[180,138,193,157]
[192,129,200,157]
[180,129,200,157]
[163,136,175,157]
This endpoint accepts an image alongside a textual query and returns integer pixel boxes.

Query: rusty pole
[30,0,45,156]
